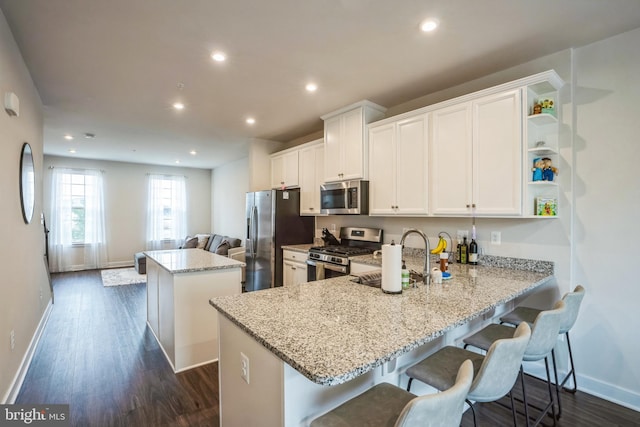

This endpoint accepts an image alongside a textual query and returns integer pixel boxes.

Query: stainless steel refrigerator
[245,189,314,292]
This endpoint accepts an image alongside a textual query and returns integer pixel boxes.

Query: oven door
[306,259,348,282]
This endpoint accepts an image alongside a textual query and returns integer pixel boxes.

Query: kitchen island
[210,258,553,426]
[145,248,244,372]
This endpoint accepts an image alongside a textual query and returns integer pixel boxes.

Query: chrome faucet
[400,229,431,286]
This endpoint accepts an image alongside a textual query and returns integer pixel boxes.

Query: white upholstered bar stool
[463,301,566,427]
[500,285,585,394]
[310,359,474,427]
[406,322,531,427]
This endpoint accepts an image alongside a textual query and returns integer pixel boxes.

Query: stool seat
[134,252,146,274]
[311,382,415,427]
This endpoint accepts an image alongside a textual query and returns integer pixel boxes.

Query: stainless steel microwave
[320,180,369,215]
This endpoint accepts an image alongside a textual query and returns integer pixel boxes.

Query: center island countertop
[210,260,553,386]
[144,248,245,274]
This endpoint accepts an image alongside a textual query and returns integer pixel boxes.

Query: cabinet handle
[292,267,296,271]
[309,207,314,210]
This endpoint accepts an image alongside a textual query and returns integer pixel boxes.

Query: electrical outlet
[240,352,250,384]
[330,224,336,232]
[490,231,501,245]
[457,230,469,241]
[40,289,43,300]
[10,330,15,351]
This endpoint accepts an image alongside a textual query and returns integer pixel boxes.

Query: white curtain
[146,174,187,250]
[49,168,108,272]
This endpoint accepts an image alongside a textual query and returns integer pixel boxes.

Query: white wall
[43,155,212,269]
[0,10,50,403]
[212,156,249,241]
[571,27,640,408]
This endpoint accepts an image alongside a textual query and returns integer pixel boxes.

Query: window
[146,174,187,249]
[49,168,107,272]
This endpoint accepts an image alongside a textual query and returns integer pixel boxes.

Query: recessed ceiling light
[211,51,226,62]
[64,134,73,140]
[190,150,197,155]
[305,83,318,92]
[420,18,439,32]
[246,117,256,125]
[173,102,185,110]
[175,160,181,164]
[68,148,76,153]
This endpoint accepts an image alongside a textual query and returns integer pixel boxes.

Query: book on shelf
[536,197,557,216]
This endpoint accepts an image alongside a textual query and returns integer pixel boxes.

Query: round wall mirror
[20,142,35,224]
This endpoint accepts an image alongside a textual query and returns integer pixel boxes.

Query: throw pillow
[195,233,210,250]
[183,236,198,249]
[215,240,230,256]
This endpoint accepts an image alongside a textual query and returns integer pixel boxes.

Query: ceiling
[2,0,640,169]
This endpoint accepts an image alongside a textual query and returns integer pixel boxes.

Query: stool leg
[509,392,517,427]
[465,399,478,427]
[561,332,578,393]
[520,366,531,427]
[551,349,562,419]
[406,378,413,392]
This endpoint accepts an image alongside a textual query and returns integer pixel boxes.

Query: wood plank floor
[16,270,640,426]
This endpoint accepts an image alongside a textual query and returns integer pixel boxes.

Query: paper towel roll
[381,243,402,294]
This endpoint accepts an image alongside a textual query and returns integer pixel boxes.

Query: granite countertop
[210,260,553,386]
[281,243,314,253]
[145,248,245,274]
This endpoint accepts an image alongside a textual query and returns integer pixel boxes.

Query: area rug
[101,267,146,287]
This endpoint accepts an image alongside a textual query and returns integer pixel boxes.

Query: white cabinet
[430,89,522,216]
[322,100,386,182]
[271,150,299,189]
[299,139,324,215]
[283,249,308,286]
[369,113,429,215]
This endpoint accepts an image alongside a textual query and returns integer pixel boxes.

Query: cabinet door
[299,143,323,215]
[270,154,285,189]
[283,151,299,187]
[324,115,343,182]
[341,108,365,180]
[369,123,396,215]
[292,262,308,285]
[283,260,294,286]
[430,103,473,214]
[472,90,522,215]
[271,151,299,188]
[396,114,428,215]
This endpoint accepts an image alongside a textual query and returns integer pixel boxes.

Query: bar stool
[463,300,566,427]
[310,359,474,427]
[406,322,531,427]
[500,285,585,394]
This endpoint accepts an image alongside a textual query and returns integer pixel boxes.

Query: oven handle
[306,259,348,274]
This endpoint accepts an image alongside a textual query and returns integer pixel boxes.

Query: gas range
[308,246,374,266]
[307,227,383,281]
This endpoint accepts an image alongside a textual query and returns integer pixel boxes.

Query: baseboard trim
[524,361,640,412]
[2,300,53,404]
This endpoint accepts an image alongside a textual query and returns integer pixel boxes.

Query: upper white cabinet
[299,139,324,215]
[430,89,523,216]
[270,150,299,189]
[369,113,429,215]
[322,100,386,182]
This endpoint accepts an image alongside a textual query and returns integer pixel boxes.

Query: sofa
[134,233,245,276]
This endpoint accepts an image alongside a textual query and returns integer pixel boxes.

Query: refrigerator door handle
[252,206,258,256]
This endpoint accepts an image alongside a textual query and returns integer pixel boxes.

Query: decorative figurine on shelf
[532,157,544,181]
[532,103,542,115]
[540,98,556,116]
[542,157,558,181]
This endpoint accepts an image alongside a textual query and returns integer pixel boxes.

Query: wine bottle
[469,238,478,265]
[460,237,468,264]
[469,225,478,265]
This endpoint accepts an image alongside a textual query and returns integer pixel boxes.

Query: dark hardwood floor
[16,270,640,426]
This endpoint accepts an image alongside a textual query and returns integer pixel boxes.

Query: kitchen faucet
[400,229,431,286]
